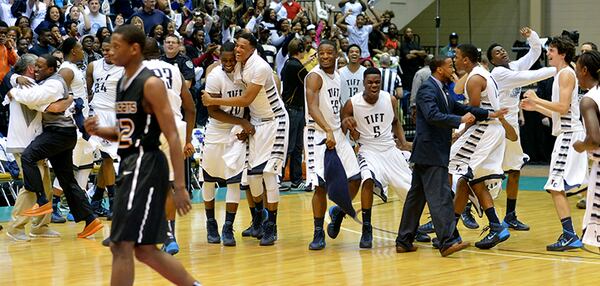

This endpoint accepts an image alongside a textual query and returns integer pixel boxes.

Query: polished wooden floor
[1,189,599,285]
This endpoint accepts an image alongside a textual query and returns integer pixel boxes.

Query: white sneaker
[7,230,31,242]
[29,228,61,238]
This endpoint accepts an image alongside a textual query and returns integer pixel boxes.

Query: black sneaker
[252,209,268,239]
[241,224,253,237]
[415,231,431,243]
[359,224,373,248]
[259,221,276,246]
[461,203,480,229]
[222,221,236,246]
[417,220,435,234]
[206,218,221,244]
[309,227,326,250]
[327,206,344,239]
[502,211,530,231]
[474,222,510,249]
[431,237,440,249]
[91,200,111,218]
[102,237,110,247]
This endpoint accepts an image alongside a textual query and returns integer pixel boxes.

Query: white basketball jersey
[551,67,583,135]
[352,91,395,152]
[204,66,245,134]
[60,61,89,116]
[143,59,184,121]
[339,65,366,105]
[304,66,342,131]
[583,86,600,161]
[90,59,123,110]
[465,65,500,113]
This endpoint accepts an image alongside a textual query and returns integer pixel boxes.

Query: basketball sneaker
[162,239,180,255]
[461,203,480,229]
[259,221,276,246]
[502,211,530,231]
[51,208,66,223]
[474,222,510,249]
[327,206,344,239]
[241,225,253,237]
[360,223,373,248]
[309,227,326,250]
[415,231,431,243]
[252,209,268,239]
[546,233,583,251]
[206,218,221,244]
[222,221,236,247]
[417,220,435,234]
[91,200,111,218]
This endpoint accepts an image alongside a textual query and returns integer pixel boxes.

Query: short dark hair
[363,67,381,79]
[143,37,161,60]
[37,28,51,35]
[429,56,449,73]
[39,53,59,72]
[61,37,79,56]
[549,36,576,63]
[288,38,305,56]
[578,50,600,81]
[221,41,235,53]
[347,44,362,54]
[114,24,146,52]
[486,43,502,65]
[236,31,257,48]
[318,39,337,51]
[457,43,479,63]
[582,41,598,51]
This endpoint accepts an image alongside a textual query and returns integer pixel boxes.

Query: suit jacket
[410,76,489,167]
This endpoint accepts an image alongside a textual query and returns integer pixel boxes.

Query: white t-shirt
[347,25,373,58]
[342,2,363,26]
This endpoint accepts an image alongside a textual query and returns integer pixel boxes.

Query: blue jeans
[284,107,305,184]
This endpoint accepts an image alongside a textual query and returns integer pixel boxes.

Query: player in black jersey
[84,25,198,286]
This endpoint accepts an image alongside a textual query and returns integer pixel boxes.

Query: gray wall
[545,0,600,48]
[404,0,530,56]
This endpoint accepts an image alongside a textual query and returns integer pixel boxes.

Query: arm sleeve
[417,84,462,128]
[492,67,556,92]
[510,30,542,71]
[10,80,64,108]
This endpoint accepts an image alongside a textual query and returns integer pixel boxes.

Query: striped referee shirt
[379,67,402,98]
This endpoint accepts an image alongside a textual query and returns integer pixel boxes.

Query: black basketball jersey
[116,67,162,158]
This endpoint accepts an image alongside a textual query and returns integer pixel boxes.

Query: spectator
[50,25,63,48]
[34,5,65,36]
[0,21,18,83]
[28,28,55,56]
[440,33,459,57]
[580,41,597,53]
[269,0,288,20]
[399,27,426,98]
[80,0,113,35]
[114,13,126,30]
[380,10,394,34]
[337,56,348,70]
[81,34,101,67]
[95,27,111,44]
[0,0,17,26]
[409,54,434,112]
[280,38,308,191]
[130,16,145,34]
[259,25,277,68]
[283,0,302,20]
[64,21,80,40]
[336,7,382,59]
[15,16,30,31]
[148,24,165,49]
[130,0,171,34]
[17,38,29,56]
[338,0,366,26]
[27,0,48,31]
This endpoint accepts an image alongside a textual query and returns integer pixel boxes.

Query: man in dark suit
[395,56,506,257]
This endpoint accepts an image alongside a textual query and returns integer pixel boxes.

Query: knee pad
[263,173,280,203]
[247,175,264,198]
[202,183,216,202]
[225,184,241,204]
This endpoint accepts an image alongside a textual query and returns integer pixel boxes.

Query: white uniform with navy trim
[144,59,187,181]
[236,51,289,175]
[339,65,366,105]
[544,67,587,192]
[581,86,600,247]
[304,66,359,189]
[352,91,411,202]
[89,59,123,159]
[449,65,505,182]
[200,66,246,182]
